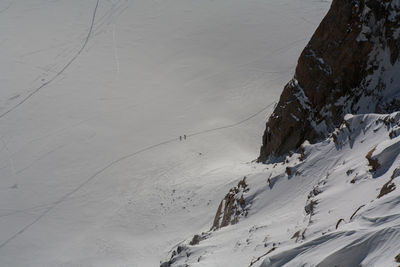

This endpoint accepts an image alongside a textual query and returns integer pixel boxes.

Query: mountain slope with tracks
[0,0,330,266]
[162,1,400,266]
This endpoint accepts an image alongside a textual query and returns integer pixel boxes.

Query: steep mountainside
[162,1,400,266]
[162,113,400,267]
[0,1,330,266]
[259,0,400,161]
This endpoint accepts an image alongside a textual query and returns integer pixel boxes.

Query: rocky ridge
[259,0,400,161]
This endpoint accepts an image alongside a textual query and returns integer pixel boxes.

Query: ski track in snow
[0,1,333,264]
[15,144,65,175]
[112,24,120,78]
[0,101,275,250]
[0,203,54,219]
[0,0,100,120]
[0,1,13,15]
[183,38,307,89]
[0,136,16,178]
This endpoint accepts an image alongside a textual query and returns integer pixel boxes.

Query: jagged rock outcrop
[160,177,250,267]
[259,0,400,162]
[211,177,250,230]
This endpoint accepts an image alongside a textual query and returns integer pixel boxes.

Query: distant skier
[184,134,187,140]
[179,136,182,141]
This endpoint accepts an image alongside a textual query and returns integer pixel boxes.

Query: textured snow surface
[166,113,400,267]
[0,0,330,266]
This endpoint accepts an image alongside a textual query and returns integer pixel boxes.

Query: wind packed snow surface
[164,113,400,267]
[0,0,331,266]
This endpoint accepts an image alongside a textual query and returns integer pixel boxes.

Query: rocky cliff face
[259,0,400,162]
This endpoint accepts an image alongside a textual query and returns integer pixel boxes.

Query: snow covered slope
[161,0,400,266]
[0,0,331,266]
[163,113,400,267]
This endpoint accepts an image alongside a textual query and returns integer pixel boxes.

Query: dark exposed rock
[285,167,292,176]
[189,235,200,246]
[377,180,396,198]
[377,168,399,198]
[307,186,323,199]
[259,0,400,162]
[392,168,400,179]
[177,246,184,254]
[336,218,345,229]
[291,230,301,240]
[160,262,171,267]
[248,245,277,267]
[211,176,250,230]
[366,146,380,171]
[350,205,366,220]
[291,229,306,243]
[305,199,317,216]
[395,253,400,263]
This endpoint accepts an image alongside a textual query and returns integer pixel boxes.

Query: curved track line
[0,0,100,120]
[0,1,13,15]
[187,101,276,138]
[0,101,275,249]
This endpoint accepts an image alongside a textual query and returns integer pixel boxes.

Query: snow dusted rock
[163,111,400,266]
[260,112,400,267]
[211,176,250,230]
[259,0,400,161]
[161,177,251,266]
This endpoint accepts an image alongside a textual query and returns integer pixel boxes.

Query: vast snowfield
[0,0,331,266]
